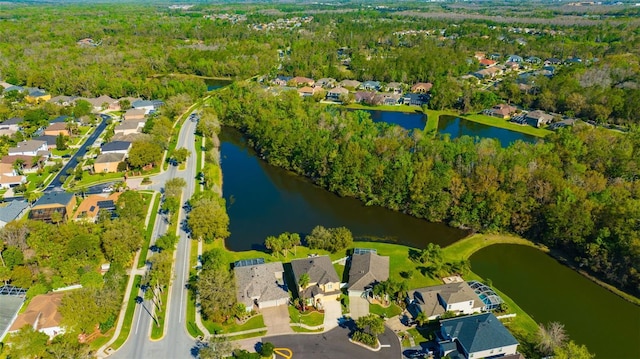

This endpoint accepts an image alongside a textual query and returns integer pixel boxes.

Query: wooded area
[210,83,639,296]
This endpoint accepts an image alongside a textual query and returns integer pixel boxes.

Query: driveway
[322,299,342,331]
[262,305,293,335]
[349,296,369,319]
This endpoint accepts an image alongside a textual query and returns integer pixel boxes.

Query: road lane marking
[134,302,142,334]
[380,344,390,348]
[179,236,188,323]
[274,348,293,359]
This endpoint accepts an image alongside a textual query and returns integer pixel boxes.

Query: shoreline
[148,73,233,81]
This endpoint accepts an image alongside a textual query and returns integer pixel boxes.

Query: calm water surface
[205,78,232,91]
[220,128,467,251]
[438,115,537,147]
[471,244,640,359]
[356,109,427,131]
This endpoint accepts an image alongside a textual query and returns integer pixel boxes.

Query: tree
[73,99,92,118]
[305,225,353,253]
[56,133,68,150]
[199,336,233,359]
[60,288,102,333]
[187,197,230,241]
[164,177,186,199]
[128,140,163,169]
[264,235,282,258]
[415,311,428,326]
[7,326,49,359]
[260,342,274,358]
[197,269,236,322]
[536,322,568,356]
[298,273,310,290]
[172,147,191,164]
[116,191,146,222]
[553,340,595,359]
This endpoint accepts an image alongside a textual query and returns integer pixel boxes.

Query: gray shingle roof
[234,261,288,308]
[2,117,22,126]
[95,153,125,164]
[101,141,131,152]
[0,200,29,224]
[441,313,519,354]
[34,191,74,207]
[33,135,57,146]
[348,252,389,292]
[291,256,339,287]
[415,282,483,307]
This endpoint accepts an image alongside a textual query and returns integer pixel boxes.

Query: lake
[220,127,467,252]
[437,115,537,147]
[205,78,232,91]
[470,244,640,359]
[353,109,427,131]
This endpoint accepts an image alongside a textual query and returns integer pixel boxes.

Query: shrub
[260,342,274,357]
[352,330,377,347]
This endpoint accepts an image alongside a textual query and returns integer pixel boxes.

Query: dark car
[403,349,426,359]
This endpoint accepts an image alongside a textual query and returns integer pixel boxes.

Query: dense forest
[210,83,640,296]
[0,3,638,124]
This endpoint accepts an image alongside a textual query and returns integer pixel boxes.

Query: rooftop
[234,261,288,308]
[348,252,389,292]
[0,200,29,224]
[9,292,65,332]
[101,141,131,152]
[33,191,74,208]
[291,255,340,287]
[440,313,519,354]
[95,153,125,164]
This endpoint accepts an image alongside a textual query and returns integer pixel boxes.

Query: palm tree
[416,311,428,327]
[298,273,310,291]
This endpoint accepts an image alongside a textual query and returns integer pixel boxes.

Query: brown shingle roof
[10,292,65,332]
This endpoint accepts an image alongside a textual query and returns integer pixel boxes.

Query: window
[326,283,332,290]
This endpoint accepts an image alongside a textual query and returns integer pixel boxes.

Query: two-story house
[410,282,485,320]
[234,259,289,312]
[291,255,341,308]
[8,140,48,157]
[438,313,519,359]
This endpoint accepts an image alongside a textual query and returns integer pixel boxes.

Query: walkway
[262,306,293,335]
[322,300,342,331]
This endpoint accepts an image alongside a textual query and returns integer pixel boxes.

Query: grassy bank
[345,103,422,113]
[138,193,162,268]
[464,113,552,137]
[110,275,141,350]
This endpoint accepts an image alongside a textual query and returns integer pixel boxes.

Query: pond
[205,78,232,91]
[354,109,427,131]
[220,127,468,252]
[470,244,640,359]
[437,115,537,147]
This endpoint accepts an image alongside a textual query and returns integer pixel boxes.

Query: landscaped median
[106,275,141,352]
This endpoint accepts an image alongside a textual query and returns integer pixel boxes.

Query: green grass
[204,314,265,335]
[110,275,141,350]
[150,287,170,339]
[292,326,323,333]
[288,306,324,326]
[89,333,111,350]
[407,327,430,345]
[186,289,204,338]
[222,330,267,340]
[369,303,402,318]
[26,169,54,191]
[464,113,553,137]
[70,171,124,189]
[138,193,161,268]
[441,233,543,263]
[52,148,74,157]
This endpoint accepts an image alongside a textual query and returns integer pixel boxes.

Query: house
[73,192,121,222]
[438,313,519,359]
[123,108,146,122]
[234,259,289,312]
[489,53,501,60]
[339,79,361,89]
[273,76,293,86]
[33,135,57,150]
[386,82,404,94]
[0,117,23,134]
[9,292,66,339]
[479,58,497,67]
[410,82,433,93]
[354,91,376,104]
[43,122,69,137]
[25,89,51,104]
[114,121,143,136]
[48,95,77,106]
[506,55,523,63]
[298,86,319,97]
[403,93,428,106]
[8,140,48,157]
[0,174,26,189]
[101,141,131,155]
[50,115,72,124]
[94,153,125,173]
[525,110,553,128]
[315,78,337,88]
[291,255,341,306]
[544,57,562,66]
[526,56,541,64]
[29,191,76,222]
[0,200,29,228]
[347,250,389,297]
[377,92,402,106]
[131,100,162,112]
[548,118,577,130]
[86,95,117,112]
[474,67,503,79]
[291,76,315,87]
[360,81,381,91]
[326,87,349,101]
[474,52,486,61]
[1,155,42,174]
[504,62,520,71]
[410,282,485,320]
[488,104,517,119]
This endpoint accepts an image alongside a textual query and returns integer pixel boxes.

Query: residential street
[108,117,199,359]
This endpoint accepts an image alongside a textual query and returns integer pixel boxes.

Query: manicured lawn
[408,327,431,345]
[185,289,203,337]
[204,314,265,335]
[138,193,161,268]
[111,275,140,350]
[150,287,170,339]
[292,326,323,333]
[52,148,74,157]
[26,170,55,191]
[288,306,324,327]
[89,333,111,350]
[441,233,544,263]
[70,171,124,189]
[369,303,402,318]
[464,113,552,137]
[223,330,267,340]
